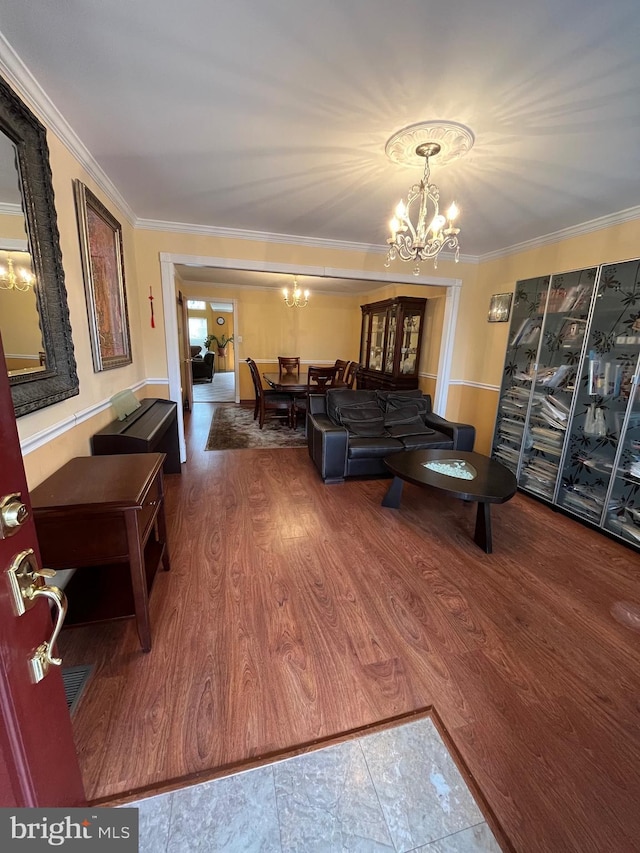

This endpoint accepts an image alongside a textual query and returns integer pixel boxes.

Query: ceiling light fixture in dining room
[384,121,474,274]
[0,251,35,291]
[282,275,310,308]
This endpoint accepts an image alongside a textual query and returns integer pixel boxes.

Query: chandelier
[383,121,474,274]
[0,253,35,291]
[282,276,309,308]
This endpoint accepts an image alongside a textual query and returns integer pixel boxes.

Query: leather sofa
[307,388,475,483]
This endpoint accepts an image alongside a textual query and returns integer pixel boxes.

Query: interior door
[177,290,193,412]
[0,333,85,807]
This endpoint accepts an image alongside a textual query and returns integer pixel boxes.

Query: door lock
[0,493,29,539]
[6,549,68,683]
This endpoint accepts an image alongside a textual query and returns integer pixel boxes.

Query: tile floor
[192,371,235,403]
[125,717,502,852]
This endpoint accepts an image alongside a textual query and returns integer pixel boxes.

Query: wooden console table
[30,453,171,652]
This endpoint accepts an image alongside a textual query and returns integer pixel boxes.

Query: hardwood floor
[59,402,640,852]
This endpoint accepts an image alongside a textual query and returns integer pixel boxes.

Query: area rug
[205,404,307,450]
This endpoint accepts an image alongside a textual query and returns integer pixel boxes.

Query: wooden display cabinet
[358,296,427,391]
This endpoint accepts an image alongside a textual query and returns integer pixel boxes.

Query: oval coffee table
[382,449,517,553]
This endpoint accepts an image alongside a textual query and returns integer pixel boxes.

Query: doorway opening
[162,253,462,463]
[187,297,236,403]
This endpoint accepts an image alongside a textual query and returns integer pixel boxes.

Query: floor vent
[62,665,93,715]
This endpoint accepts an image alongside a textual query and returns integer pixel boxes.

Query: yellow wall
[179,275,362,400]
[16,131,148,486]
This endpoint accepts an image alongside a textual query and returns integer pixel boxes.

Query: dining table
[263,372,309,393]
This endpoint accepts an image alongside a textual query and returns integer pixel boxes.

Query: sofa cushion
[326,389,378,424]
[384,392,432,419]
[384,404,424,428]
[339,403,386,437]
[377,388,429,404]
[387,423,436,438]
[398,430,454,450]
[347,436,404,458]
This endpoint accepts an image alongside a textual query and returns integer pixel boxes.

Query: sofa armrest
[423,413,476,451]
[307,412,349,483]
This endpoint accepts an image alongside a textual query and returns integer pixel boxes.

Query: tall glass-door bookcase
[492,258,640,550]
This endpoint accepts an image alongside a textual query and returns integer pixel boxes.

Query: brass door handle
[26,583,67,682]
[6,548,68,683]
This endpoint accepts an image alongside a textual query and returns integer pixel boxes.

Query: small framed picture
[488,292,513,323]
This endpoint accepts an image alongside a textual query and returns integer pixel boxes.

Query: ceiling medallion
[384,121,474,274]
[385,121,475,168]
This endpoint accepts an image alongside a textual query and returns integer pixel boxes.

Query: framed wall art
[74,179,132,371]
[488,292,513,323]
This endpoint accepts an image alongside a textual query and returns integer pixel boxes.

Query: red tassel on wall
[149,286,155,328]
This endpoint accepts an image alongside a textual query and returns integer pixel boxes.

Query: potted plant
[204,333,234,356]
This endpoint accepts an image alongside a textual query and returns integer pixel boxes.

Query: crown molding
[0,32,136,225]
[0,237,28,251]
[137,217,387,254]
[0,201,23,216]
[479,204,640,263]
[140,217,478,265]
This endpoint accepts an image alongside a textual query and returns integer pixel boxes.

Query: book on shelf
[558,285,591,313]
[494,445,520,466]
[509,317,542,347]
[535,364,572,388]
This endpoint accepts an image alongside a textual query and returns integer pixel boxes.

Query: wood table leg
[474,501,492,553]
[125,510,152,652]
[382,476,405,508]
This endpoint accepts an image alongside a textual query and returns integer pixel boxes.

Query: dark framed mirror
[0,74,78,417]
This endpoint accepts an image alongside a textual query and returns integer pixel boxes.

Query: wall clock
[216,316,225,325]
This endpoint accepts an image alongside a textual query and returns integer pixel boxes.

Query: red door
[0,333,85,806]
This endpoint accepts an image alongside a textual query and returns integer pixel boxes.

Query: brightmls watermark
[0,808,138,850]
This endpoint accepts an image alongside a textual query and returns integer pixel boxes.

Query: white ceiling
[1,0,640,263]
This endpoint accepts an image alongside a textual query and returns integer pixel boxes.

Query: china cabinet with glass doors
[492,259,640,551]
[358,296,427,391]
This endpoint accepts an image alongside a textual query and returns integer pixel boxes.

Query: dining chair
[278,356,301,378]
[343,361,360,389]
[292,364,339,429]
[333,359,350,384]
[245,357,294,429]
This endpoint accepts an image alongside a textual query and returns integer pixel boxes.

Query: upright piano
[91,397,181,474]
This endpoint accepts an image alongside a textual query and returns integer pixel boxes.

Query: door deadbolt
[0,493,29,539]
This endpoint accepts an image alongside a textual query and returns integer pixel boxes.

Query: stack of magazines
[493,444,520,469]
[500,384,531,416]
[561,484,604,519]
[607,510,640,543]
[535,364,573,388]
[497,417,525,441]
[530,425,564,455]
[539,394,570,429]
[522,457,559,497]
